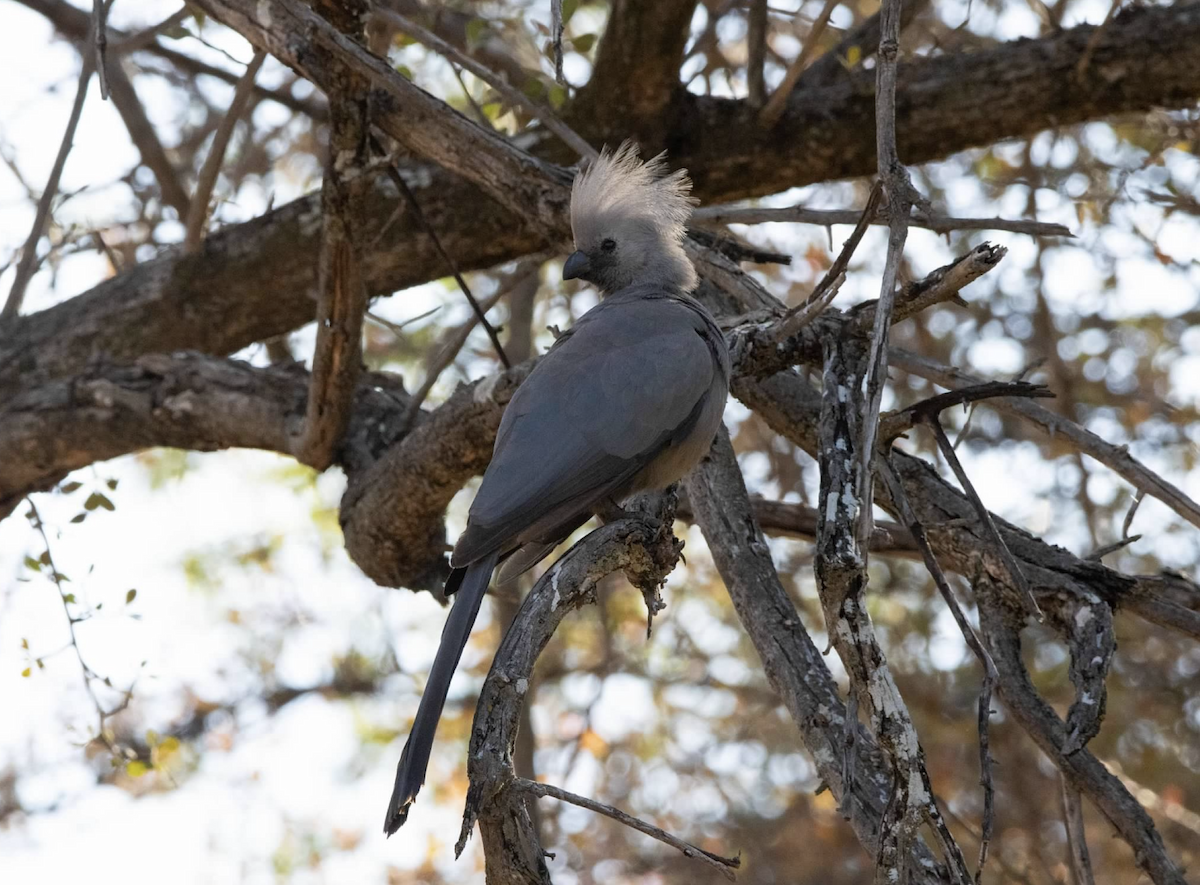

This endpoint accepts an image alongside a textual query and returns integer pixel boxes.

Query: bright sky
[1,1,1198,882]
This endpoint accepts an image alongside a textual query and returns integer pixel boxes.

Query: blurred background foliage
[1,0,1198,883]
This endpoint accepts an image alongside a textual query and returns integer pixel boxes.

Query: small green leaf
[126,761,149,778]
[126,589,138,605]
[84,492,115,512]
[106,479,119,491]
[70,513,87,524]
[571,33,596,53]
[61,481,83,494]
[465,17,487,47]
[63,593,76,604]
[23,556,41,572]
[21,667,31,678]
[20,638,28,650]
[394,64,413,80]
[39,550,51,566]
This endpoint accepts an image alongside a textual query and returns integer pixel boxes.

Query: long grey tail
[384,552,500,836]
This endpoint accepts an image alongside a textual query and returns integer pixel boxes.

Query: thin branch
[92,0,110,98]
[1,58,93,322]
[404,261,542,423]
[675,489,918,554]
[371,135,511,370]
[769,181,883,347]
[880,380,1054,441]
[1061,777,1097,885]
[759,0,841,127]
[692,203,1072,237]
[550,0,565,84]
[106,59,192,218]
[889,350,1200,532]
[975,590,1187,885]
[747,0,768,107]
[365,305,442,338]
[857,0,919,550]
[924,417,1043,619]
[515,778,741,880]
[1122,488,1146,537]
[375,8,595,160]
[183,49,266,252]
[26,498,136,754]
[880,459,998,883]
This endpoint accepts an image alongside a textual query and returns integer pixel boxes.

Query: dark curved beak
[562,250,590,281]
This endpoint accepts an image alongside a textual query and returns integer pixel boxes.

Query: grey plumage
[384,143,729,836]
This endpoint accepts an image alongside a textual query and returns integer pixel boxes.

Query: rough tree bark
[3,0,1199,882]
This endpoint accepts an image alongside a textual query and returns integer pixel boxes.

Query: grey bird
[384,143,730,835]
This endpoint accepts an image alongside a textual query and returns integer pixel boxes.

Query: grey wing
[452,298,717,565]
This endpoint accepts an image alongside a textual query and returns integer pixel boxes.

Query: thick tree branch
[295,2,372,470]
[5,5,1199,392]
[573,0,697,134]
[0,353,412,519]
[685,429,954,884]
[457,507,684,880]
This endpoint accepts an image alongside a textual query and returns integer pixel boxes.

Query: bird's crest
[570,142,696,249]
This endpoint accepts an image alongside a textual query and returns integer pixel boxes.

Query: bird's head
[564,142,698,295]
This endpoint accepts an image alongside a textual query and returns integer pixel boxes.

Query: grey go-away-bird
[384,143,730,835]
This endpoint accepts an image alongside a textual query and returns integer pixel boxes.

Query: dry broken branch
[514,778,741,880]
[692,203,1072,238]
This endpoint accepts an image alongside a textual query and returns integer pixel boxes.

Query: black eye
[600,238,616,253]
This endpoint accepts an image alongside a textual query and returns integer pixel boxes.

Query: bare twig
[880,380,1054,441]
[692,203,1072,237]
[747,0,768,107]
[106,60,192,218]
[857,0,919,549]
[1061,776,1097,885]
[183,49,266,252]
[778,181,884,341]
[515,778,741,880]
[1085,534,1141,561]
[404,262,542,422]
[1122,488,1146,537]
[550,0,565,84]
[92,0,110,98]
[759,0,841,127]
[376,8,594,160]
[1,58,93,322]
[880,460,998,882]
[924,417,1043,619]
[890,350,1200,532]
[365,305,441,338]
[371,135,511,370]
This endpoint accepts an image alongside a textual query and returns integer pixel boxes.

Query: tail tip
[383,798,413,836]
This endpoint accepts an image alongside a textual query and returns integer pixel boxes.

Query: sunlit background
[1,0,1199,882]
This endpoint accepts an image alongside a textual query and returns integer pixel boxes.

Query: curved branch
[457,509,685,879]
